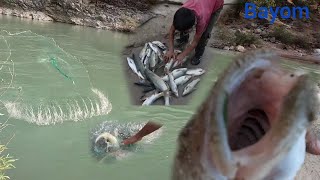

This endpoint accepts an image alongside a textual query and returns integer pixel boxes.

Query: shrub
[234,31,260,46]
[269,26,311,49]
[213,25,236,45]
[269,26,295,44]
[0,122,17,180]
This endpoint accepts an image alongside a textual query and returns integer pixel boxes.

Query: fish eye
[290,74,294,77]
[106,139,110,143]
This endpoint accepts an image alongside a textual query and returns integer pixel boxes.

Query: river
[0,15,319,180]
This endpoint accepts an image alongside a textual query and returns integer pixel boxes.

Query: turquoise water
[0,15,319,180]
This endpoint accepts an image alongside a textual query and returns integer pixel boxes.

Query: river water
[0,15,319,180]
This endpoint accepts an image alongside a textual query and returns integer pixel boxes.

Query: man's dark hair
[173,7,196,31]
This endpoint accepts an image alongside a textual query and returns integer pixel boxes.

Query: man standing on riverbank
[164,0,224,65]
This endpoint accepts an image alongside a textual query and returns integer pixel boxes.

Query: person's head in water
[173,7,196,33]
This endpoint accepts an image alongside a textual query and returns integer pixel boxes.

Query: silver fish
[143,48,152,65]
[142,48,150,68]
[142,92,164,106]
[172,56,188,69]
[152,41,167,50]
[166,69,179,97]
[145,69,169,92]
[174,75,192,86]
[164,91,170,106]
[132,54,146,79]
[150,51,157,71]
[148,42,162,55]
[186,68,206,76]
[158,53,164,63]
[182,78,200,96]
[127,57,144,79]
[162,68,188,81]
[174,49,182,54]
[139,43,148,60]
[172,49,320,180]
[165,59,174,71]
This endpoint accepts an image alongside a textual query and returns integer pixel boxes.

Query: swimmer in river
[93,121,162,155]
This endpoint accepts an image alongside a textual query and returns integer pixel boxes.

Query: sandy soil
[122,3,320,179]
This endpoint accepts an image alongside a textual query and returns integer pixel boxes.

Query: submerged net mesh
[0,30,112,125]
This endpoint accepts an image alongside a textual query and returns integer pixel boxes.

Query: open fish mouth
[228,108,269,151]
[172,49,320,180]
[226,61,305,152]
[213,50,317,179]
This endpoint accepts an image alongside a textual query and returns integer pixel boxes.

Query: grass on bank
[0,122,17,180]
[268,26,311,49]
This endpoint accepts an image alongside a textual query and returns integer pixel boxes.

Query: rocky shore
[0,0,176,32]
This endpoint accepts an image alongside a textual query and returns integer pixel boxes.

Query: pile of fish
[126,41,206,106]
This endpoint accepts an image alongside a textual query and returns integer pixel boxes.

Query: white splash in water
[3,88,112,125]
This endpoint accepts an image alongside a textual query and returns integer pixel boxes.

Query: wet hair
[173,7,196,31]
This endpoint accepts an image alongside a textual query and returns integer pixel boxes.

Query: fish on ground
[162,68,188,81]
[166,69,179,97]
[186,68,206,76]
[139,43,148,59]
[174,75,192,86]
[182,78,201,96]
[132,54,146,79]
[165,58,174,71]
[145,69,170,105]
[149,51,157,71]
[172,49,320,180]
[172,56,188,69]
[145,69,169,92]
[152,41,167,51]
[127,57,144,79]
[142,92,164,106]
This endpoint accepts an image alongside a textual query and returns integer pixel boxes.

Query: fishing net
[0,30,112,125]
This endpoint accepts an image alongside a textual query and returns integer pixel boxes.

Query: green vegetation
[0,145,16,180]
[214,25,261,47]
[234,31,260,46]
[0,122,17,180]
[269,26,311,49]
[214,25,236,44]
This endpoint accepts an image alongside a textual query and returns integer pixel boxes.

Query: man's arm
[164,25,176,62]
[168,25,175,53]
[121,121,163,145]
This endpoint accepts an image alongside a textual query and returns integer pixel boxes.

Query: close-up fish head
[172,49,320,180]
